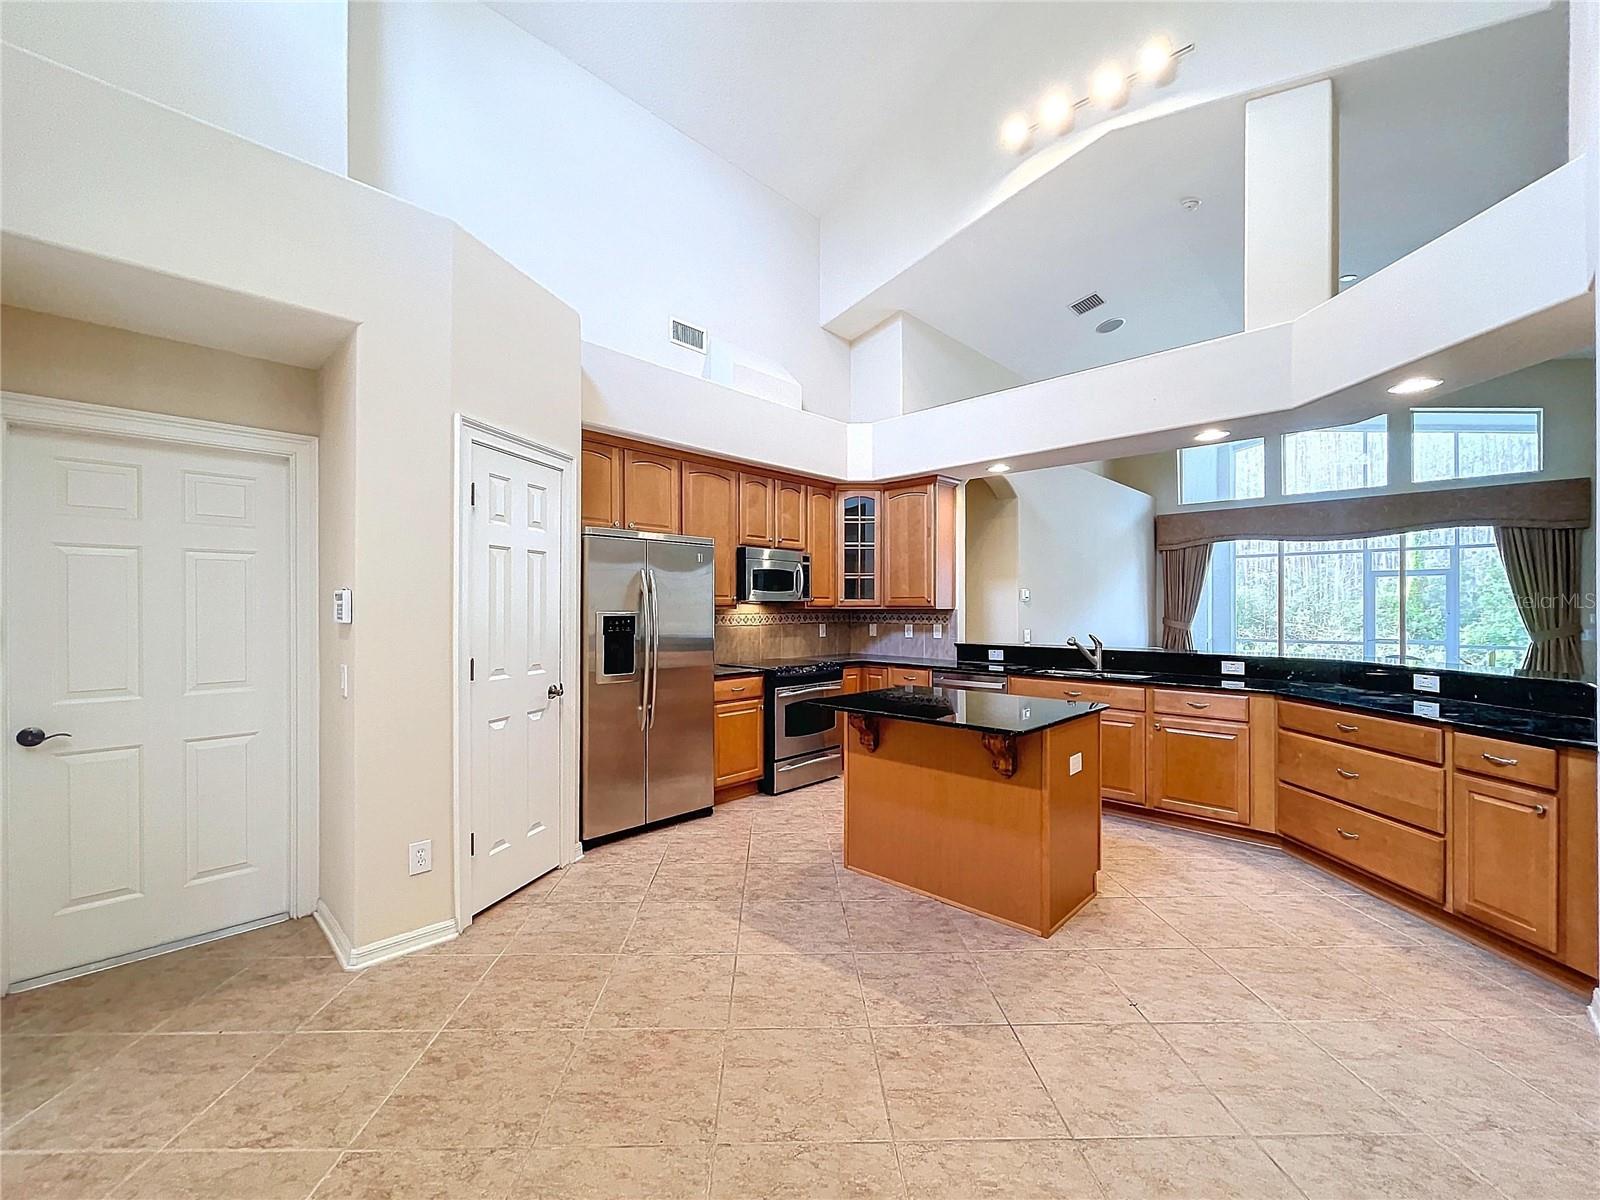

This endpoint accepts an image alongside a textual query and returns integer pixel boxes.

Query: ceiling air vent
[1070,293,1105,316]
[670,319,707,354]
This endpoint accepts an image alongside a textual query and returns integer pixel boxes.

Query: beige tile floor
[3,781,1596,1199]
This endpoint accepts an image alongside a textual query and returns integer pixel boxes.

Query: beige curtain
[1494,526,1585,677]
[1159,544,1212,651]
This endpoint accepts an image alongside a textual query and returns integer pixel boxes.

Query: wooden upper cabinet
[622,449,680,533]
[883,478,957,609]
[1450,773,1560,953]
[681,460,739,607]
[738,473,775,546]
[838,489,881,606]
[1149,714,1251,825]
[775,479,806,549]
[805,486,837,607]
[581,438,624,529]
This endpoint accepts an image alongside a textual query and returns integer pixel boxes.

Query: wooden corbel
[979,732,1018,778]
[848,714,881,752]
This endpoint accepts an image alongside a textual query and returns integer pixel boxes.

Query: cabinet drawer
[1009,676,1145,710]
[1278,784,1445,903]
[1277,730,1445,833]
[714,674,762,704]
[1153,688,1249,722]
[886,667,932,687]
[1453,732,1558,792]
[1278,700,1442,764]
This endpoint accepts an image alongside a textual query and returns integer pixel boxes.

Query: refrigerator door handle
[637,567,650,731]
[647,566,662,728]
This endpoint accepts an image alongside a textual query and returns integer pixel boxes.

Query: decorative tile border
[716,609,952,627]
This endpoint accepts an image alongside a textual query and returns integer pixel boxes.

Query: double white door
[4,426,293,985]
[466,439,565,914]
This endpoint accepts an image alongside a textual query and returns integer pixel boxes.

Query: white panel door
[468,440,564,913]
[4,428,292,983]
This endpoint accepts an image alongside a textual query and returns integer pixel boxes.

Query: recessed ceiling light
[1338,273,1359,284]
[1179,196,1202,212]
[1193,428,1230,443]
[1095,317,1124,333]
[1000,112,1033,152]
[988,462,1011,474]
[1387,375,1443,396]
[1089,62,1129,108]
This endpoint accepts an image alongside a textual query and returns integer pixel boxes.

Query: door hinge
[469,657,475,681]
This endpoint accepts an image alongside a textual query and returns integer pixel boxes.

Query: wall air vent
[1070,293,1105,316]
[670,319,708,354]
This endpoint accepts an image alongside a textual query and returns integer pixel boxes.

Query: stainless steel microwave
[737,546,811,603]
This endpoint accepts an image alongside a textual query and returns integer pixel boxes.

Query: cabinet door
[775,479,806,549]
[883,483,934,607]
[805,486,837,607]
[714,699,765,789]
[1100,709,1147,806]
[581,439,624,529]
[623,450,680,533]
[863,667,889,690]
[839,490,881,606]
[681,461,738,607]
[738,473,775,546]
[1149,715,1250,824]
[1451,773,1560,953]
[841,667,863,694]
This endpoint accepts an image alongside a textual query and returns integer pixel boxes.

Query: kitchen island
[803,686,1106,936]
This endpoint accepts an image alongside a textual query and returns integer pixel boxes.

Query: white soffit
[485,0,1006,214]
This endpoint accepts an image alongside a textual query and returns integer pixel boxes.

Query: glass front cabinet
[838,488,881,606]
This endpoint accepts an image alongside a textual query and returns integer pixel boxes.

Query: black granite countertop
[715,653,960,673]
[715,664,763,679]
[803,685,1105,737]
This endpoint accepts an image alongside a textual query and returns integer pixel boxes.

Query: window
[1282,416,1388,496]
[1193,526,1529,673]
[1412,408,1541,482]
[1178,438,1264,505]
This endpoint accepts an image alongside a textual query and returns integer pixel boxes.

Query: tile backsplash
[715,608,957,663]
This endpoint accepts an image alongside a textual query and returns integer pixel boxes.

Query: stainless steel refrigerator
[581,528,716,841]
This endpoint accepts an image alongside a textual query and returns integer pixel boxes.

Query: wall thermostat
[333,588,353,624]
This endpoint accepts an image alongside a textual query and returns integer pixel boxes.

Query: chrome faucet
[1066,634,1105,672]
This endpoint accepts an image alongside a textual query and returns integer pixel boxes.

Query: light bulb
[1037,90,1074,135]
[1000,112,1033,152]
[1089,62,1129,108]
[1137,36,1176,83]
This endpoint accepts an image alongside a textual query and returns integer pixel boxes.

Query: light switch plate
[409,840,432,876]
[1413,673,1441,694]
[932,625,943,639]
[904,624,914,639]
[869,623,877,636]
[1220,660,1245,676]
[1412,699,1441,718]
[1069,752,1083,776]
[1023,628,1032,643]
[1019,587,1031,604]
[987,648,1005,661]
[818,623,827,638]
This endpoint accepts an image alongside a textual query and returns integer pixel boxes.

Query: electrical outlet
[932,624,943,640]
[1069,752,1084,776]
[868,622,877,636]
[1023,628,1032,643]
[409,840,432,876]
[1413,673,1441,694]
[818,623,827,638]
[903,624,913,639]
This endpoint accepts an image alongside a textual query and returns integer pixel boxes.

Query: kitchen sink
[1035,668,1152,682]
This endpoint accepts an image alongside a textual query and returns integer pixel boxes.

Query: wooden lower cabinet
[1278,783,1446,903]
[1450,772,1560,953]
[885,666,932,687]
[862,667,889,691]
[1148,714,1250,824]
[714,696,765,794]
[841,667,863,694]
[1099,709,1147,806]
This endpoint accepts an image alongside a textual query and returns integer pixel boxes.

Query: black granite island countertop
[802,685,1105,737]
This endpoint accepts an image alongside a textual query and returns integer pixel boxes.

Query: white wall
[965,467,1155,648]
[0,0,347,173]
[348,0,852,419]
[849,312,1023,422]
[819,1,1545,327]
[1243,81,1336,329]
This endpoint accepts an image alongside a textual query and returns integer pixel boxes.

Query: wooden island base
[841,712,1102,936]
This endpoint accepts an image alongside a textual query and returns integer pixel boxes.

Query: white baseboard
[1589,988,1599,1040]
[314,900,457,970]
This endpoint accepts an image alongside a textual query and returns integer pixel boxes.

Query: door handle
[16,728,71,748]
[547,683,565,699]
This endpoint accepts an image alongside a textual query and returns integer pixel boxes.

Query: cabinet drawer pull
[1335,768,1360,780]
[729,685,747,693]
[1065,690,1083,698]
[1335,722,1359,732]
[1185,700,1210,709]
[1336,827,1360,840]
[1481,752,1520,767]
[1501,799,1549,816]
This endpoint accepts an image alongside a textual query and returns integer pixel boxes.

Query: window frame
[1279,414,1390,498]
[1409,406,1544,484]
[1176,436,1266,507]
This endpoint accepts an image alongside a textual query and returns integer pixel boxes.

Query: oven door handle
[777,682,845,698]
[776,748,843,772]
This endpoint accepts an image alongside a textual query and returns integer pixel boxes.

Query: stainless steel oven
[763,663,844,793]
[738,546,810,604]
